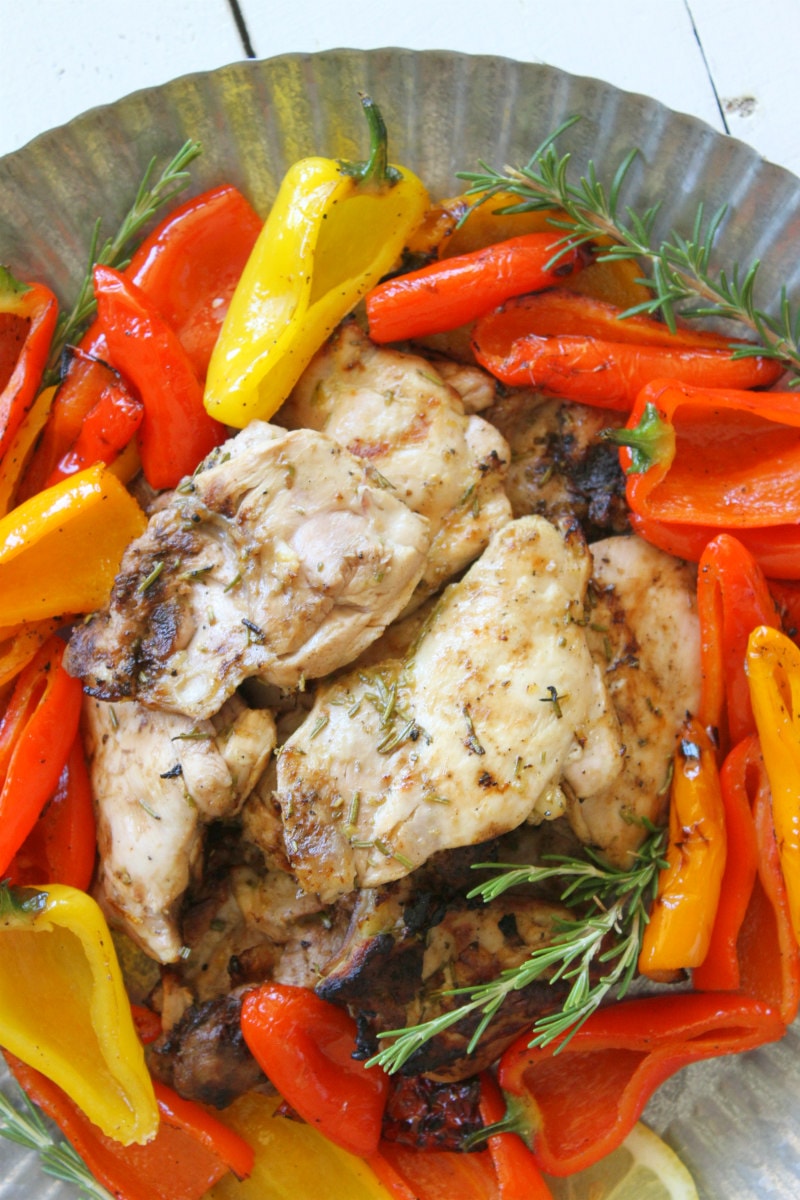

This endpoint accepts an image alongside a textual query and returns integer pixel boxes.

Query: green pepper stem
[601,401,677,475]
[341,95,401,188]
[462,1091,537,1151]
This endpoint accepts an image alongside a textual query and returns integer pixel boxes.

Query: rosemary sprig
[0,1082,115,1199]
[44,138,202,382]
[367,824,667,1075]
[457,117,800,380]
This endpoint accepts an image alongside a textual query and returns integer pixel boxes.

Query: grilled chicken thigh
[278,323,512,603]
[83,694,276,962]
[66,422,431,718]
[275,515,622,902]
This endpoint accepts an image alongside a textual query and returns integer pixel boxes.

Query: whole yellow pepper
[204,96,429,427]
[746,624,800,944]
[0,461,146,625]
[0,883,158,1144]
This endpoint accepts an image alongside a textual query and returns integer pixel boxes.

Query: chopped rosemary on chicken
[0,1083,115,1200]
[368,824,668,1075]
[457,116,800,382]
[45,138,202,382]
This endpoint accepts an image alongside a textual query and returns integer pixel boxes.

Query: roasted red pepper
[496,991,784,1176]
[7,732,96,891]
[609,380,800,528]
[240,982,390,1158]
[638,719,727,976]
[365,233,590,343]
[45,351,143,486]
[0,635,83,876]
[372,1140,499,1200]
[7,1055,254,1200]
[0,267,58,465]
[697,534,780,750]
[93,265,226,489]
[692,735,760,992]
[21,185,260,497]
[628,512,800,581]
[470,290,782,409]
[477,1072,552,1200]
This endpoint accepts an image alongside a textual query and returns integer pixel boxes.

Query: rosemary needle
[44,138,202,383]
[367,825,667,1075]
[457,117,800,382]
[0,1083,116,1199]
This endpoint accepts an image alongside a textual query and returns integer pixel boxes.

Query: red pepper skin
[629,512,800,582]
[6,1055,253,1200]
[470,292,782,409]
[93,266,226,490]
[21,186,259,497]
[769,579,800,645]
[478,1072,552,1200]
[124,183,263,381]
[497,991,784,1177]
[621,380,800,528]
[7,732,96,891]
[46,363,143,486]
[240,982,389,1158]
[365,233,589,343]
[0,274,58,464]
[373,1140,499,1200]
[697,534,780,749]
[0,636,83,876]
[692,736,761,991]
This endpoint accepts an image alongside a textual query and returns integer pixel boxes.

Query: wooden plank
[238,0,723,128]
[0,0,244,158]
[688,0,800,175]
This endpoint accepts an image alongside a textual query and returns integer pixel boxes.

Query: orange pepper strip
[638,719,726,975]
[629,511,800,582]
[0,384,55,516]
[0,271,58,465]
[697,534,780,750]
[0,617,60,691]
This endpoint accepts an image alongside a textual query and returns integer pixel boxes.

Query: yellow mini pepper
[0,461,146,625]
[746,624,800,945]
[0,883,158,1144]
[204,96,429,427]
[639,719,727,975]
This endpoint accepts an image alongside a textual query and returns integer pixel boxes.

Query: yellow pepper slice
[208,1092,392,1200]
[0,461,146,624]
[204,96,429,427]
[746,624,800,944]
[638,719,727,975]
[0,883,158,1144]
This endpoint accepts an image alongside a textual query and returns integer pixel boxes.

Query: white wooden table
[2,0,799,176]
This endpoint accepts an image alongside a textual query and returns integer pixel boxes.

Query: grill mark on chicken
[278,322,512,605]
[488,390,629,540]
[275,515,623,902]
[66,423,432,718]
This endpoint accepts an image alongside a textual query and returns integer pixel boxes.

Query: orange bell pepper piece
[0,268,57,466]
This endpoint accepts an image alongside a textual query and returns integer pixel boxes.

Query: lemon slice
[545,1122,699,1200]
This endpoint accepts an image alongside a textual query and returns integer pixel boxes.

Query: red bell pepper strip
[373,1140,500,1200]
[6,1054,254,1200]
[470,291,782,409]
[697,534,780,750]
[629,511,800,582]
[7,732,96,891]
[45,355,143,486]
[769,579,800,645]
[0,635,83,876]
[609,380,800,528]
[638,719,727,976]
[478,1072,552,1200]
[130,1003,163,1045]
[692,736,761,992]
[240,982,390,1159]
[496,991,784,1177]
[20,185,261,497]
[93,265,226,490]
[365,233,591,343]
[0,268,58,465]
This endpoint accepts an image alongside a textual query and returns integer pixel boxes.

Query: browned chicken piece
[66,422,431,719]
[278,322,512,605]
[82,694,276,962]
[488,390,629,540]
[567,534,701,863]
[275,515,622,903]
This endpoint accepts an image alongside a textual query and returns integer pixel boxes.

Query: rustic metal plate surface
[1,47,799,1200]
